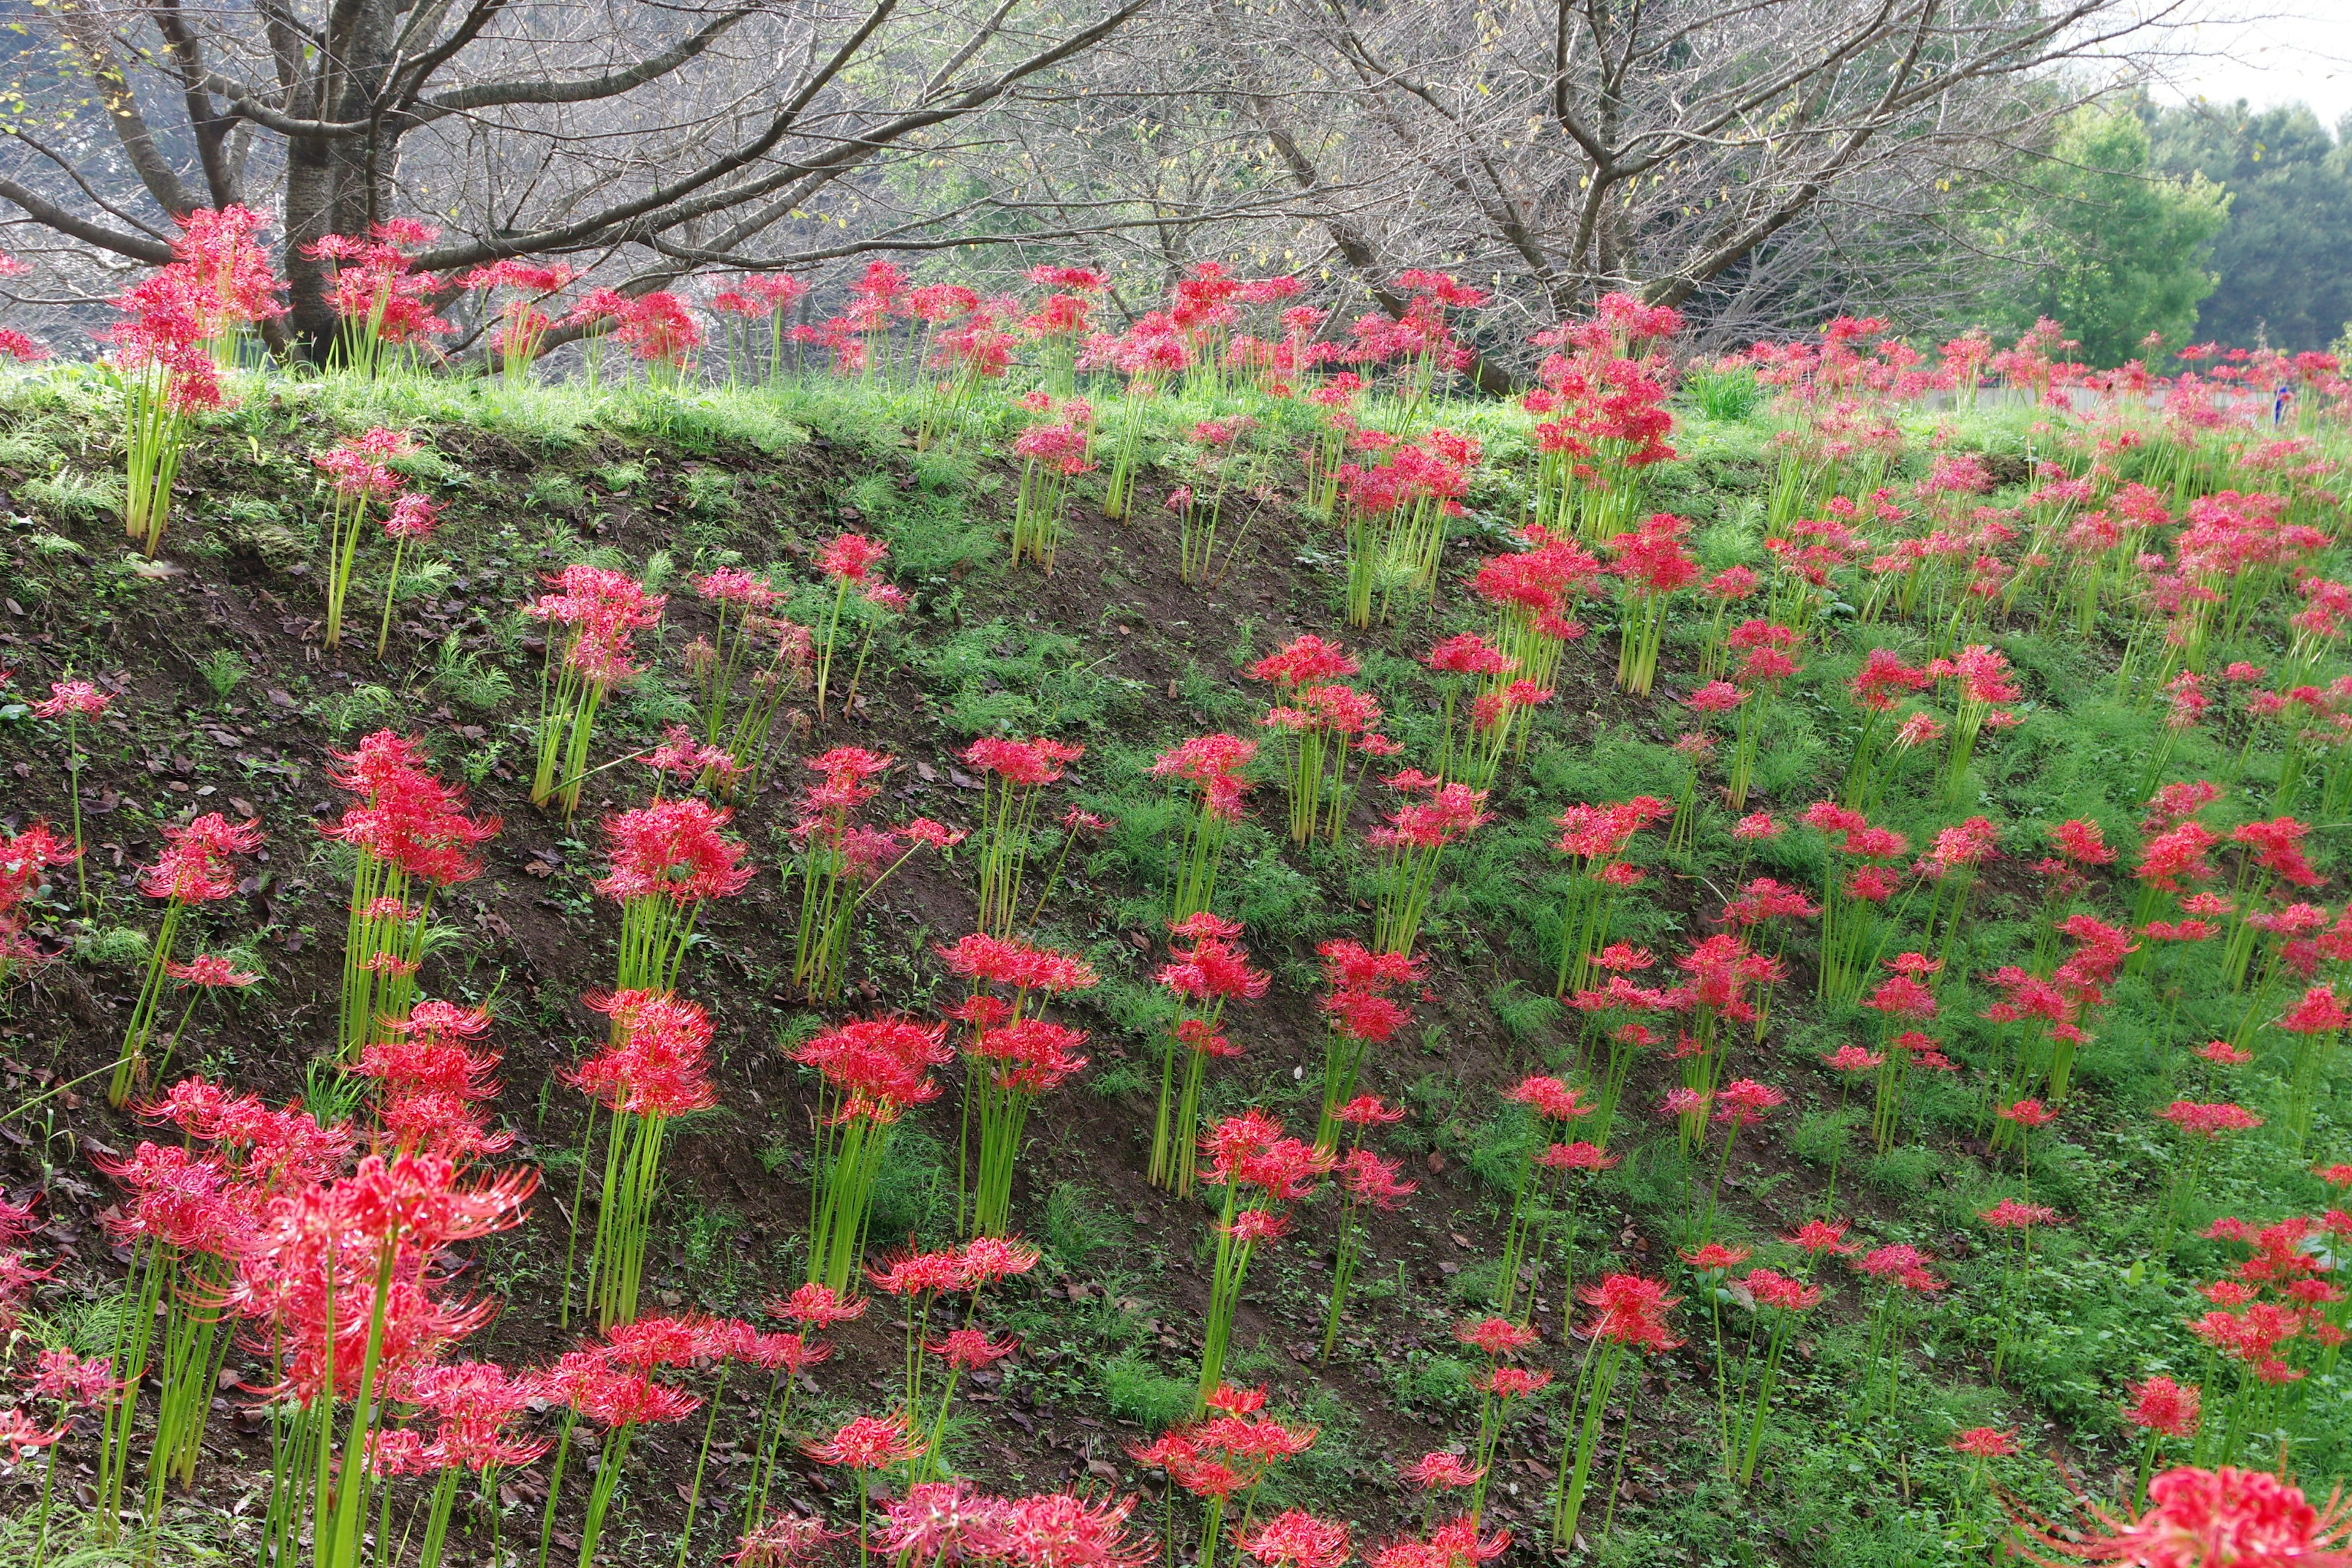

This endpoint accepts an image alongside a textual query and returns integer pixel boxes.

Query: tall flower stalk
[1151,733,1257,922]
[1150,914,1270,1195]
[793,1017,952,1290]
[1491,1076,1599,1322]
[1855,1244,1945,1420]
[315,428,420,651]
[1722,1266,1823,1487]
[30,679,112,912]
[115,813,262,1106]
[107,260,241,556]
[965,736,1084,937]
[1313,940,1423,1150]
[1605,512,1700,696]
[812,533,902,720]
[526,565,666,815]
[783,747,962,1000]
[1553,1274,1680,1550]
[1319,1112,1415,1361]
[322,731,500,1057]
[686,567,813,783]
[597,796,754,995]
[1370,773,1490,957]
[1194,1112,1331,1411]
[567,991,718,1329]
[939,932,1101,1235]
[1247,636,1381,845]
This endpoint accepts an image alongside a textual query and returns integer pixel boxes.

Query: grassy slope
[0,363,2343,1568]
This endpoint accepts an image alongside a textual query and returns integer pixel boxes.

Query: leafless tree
[1195,0,2186,336]
[1,0,1152,347]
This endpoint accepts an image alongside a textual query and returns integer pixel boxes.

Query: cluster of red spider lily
[20,224,2352,1568]
[685,567,814,787]
[525,562,668,813]
[322,731,500,1060]
[311,425,442,653]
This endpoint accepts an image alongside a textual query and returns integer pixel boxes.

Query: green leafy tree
[1985,103,2230,365]
[2149,101,2352,350]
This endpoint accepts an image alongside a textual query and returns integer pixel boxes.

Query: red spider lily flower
[1578,1272,1683,1351]
[1370,1516,1512,1568]
[395,1358,552,1470]
[1980,1199,2062,1230]
[867,1246,970,1298]
[322,731,502,888]
[1713,1078,1788,1126]
[928,1328,1020,1370]
[570,990,718,1119]
[2026,1465,2350,1567]
[2054,819,2116,865]
[1319,940,1427,994]
[1506,1075,1594,1123]
[875,1481,1009,1564]
[1740,1268,1825,1312]
[938,933,1101,996]
[598,1313,712,1370]
[1248,635,1359,690]
[645,725,742,791]
[1657,1087,1711,1121]
[1999,1098,2059,1131]
[1336,1148,1417,1208]
[1856,1243,1944,1293]
[2124,1377,2203,1441]
[2157,1101,2264,1140]
[597,798,754,905]
[1823,1044,1885,1072]
[1204,1118,1334,1202]
[233,1153,536,1403]
[1222,1209,1290,1245]
[771,1281,866,1329]
[31,1348,121,1411]
[1953,1427,2020,1458]
[2197,1039,2255,1068]
[1782,1218,1860,1256]
[995,1488,1158,1568]
[0,1407,67,1462]
[1733,812,1784,841]
[2279,986,2351,1036]
[1537,1140,1619,1172]
[141,813,264,903]
[0,1193,34,1250]
[1403,1451,1485,1490]
[1159,928,1272,1006]
[1687,680,1744,715]
[168,954,261,989]
[731,1513,841,1567]
[1682,1242,1752,1272]
[96,1140,241,1256]
[32,680,113,720]
[1426,633,1517,678]
[1473,1363,1555,1402]
[965,735,1085,788]
[1205,1383,1269,1415]
[954,1235,1042,1287]
[1335,1095,1408,1127]
[1454,1316,1540,1357]
[551,1351,700,1429]
[794,1016,953,1118]
[1865,973,1940,1023]
[804,1410,927,1469]
[1238,1510,1352,1568]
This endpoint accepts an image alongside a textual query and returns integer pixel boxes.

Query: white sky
[2145,0,2352,127]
